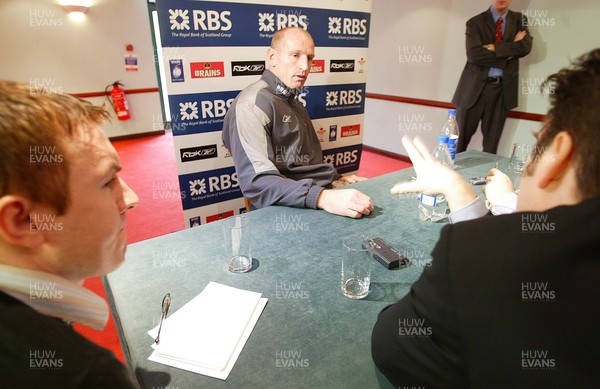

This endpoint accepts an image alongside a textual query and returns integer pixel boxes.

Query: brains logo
[325,91,338,106]
[179,102,198,120]
[169,9,190,31]
[258,13,275,32]
[328,17,342,34]
[323,154,335,165]
[189,179,207,196]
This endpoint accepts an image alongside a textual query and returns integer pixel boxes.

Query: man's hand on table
[390,135,477,212]
[331,174,368,188]
[338,174,368,184]
[317,188,374,218]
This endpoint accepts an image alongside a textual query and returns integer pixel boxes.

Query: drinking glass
[223,215,252,273]
[509,143,532,192]
[341,235,374,299]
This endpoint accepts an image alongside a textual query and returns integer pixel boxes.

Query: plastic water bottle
[441,109,459,161]
[418,135,453,222]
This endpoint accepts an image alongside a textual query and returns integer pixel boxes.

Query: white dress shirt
[0,264,108,330]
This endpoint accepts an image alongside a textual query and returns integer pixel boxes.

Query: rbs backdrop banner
[154,0,372,227]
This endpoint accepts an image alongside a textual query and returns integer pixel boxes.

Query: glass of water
[223,215,252,273]
[509,143,532,192]
[341,235,374,299]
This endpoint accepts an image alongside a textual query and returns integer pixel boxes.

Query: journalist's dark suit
[371,196,600,388]
[0,292,136,388]
[453,8,532,153]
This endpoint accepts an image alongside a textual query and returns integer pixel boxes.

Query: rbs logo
[325,89,363,106]
[209,173,239,192]
[169,9,232,31]
[328,17,367,35]
[324,150,358,166]
[189,173,239,196]
[200,98,234,119]
[258,12,308,32]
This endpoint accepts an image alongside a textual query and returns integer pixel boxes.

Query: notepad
[147,282,268,380]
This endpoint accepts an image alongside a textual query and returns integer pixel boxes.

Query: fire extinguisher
[105,81,130,121]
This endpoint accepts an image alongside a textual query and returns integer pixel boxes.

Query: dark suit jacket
[452,9,533,110]
[0,292,137,388]
[371,196,600,388]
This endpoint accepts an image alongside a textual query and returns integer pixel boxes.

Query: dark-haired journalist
[371,49,600,388]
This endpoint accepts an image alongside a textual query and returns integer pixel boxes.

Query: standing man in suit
[453,0,533,154]
[372,48,600,388]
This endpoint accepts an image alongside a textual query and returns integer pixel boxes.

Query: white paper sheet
[147,282,268,380]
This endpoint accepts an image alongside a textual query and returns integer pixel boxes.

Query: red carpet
[74,131,411,364]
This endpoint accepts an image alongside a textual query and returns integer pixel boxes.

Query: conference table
[104,150,505,388]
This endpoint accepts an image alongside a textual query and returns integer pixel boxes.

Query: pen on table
[154,293,171,344]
